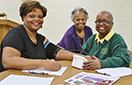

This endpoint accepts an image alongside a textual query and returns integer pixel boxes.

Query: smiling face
[73,11,87,30]
[23,8,44,32]
[95,12,113,38]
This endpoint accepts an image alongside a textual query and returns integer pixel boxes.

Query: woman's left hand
[83,56,101,70]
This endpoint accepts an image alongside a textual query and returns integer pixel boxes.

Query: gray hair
[97,11,113,22]
[71,7,89,21]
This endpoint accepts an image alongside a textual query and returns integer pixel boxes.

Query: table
[0,60,132,85]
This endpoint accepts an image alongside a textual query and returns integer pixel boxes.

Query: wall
[0,0,132,51]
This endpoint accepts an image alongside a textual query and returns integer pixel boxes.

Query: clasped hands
[83,55,102,70]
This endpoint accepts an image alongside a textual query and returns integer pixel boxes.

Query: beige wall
[0,0,132,51]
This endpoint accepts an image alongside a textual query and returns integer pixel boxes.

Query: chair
[128,50,132,62]
[0,51,6,72]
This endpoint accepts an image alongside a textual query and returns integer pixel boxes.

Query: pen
[80,50,95,60]
[29,71,49,75]
[103,73,111,76]
[41,72,49,75]
[95,71,110,76]
[89,55,94,60]
[29,71,36,74]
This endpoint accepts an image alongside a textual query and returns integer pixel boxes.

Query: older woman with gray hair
[57,7,93,53]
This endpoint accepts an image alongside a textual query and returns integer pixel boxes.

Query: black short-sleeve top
[1,25,49,59]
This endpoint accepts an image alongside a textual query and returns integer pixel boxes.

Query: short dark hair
[97,11,113,22]
[19,1,47,21]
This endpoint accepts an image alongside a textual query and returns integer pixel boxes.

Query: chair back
[128,50,132,62]
[0,51,6,72]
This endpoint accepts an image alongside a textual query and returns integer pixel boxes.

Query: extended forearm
[2,56,42,70]
[55,49,74,60]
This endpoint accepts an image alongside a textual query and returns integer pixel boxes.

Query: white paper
[96,67,132,77]
[0,74,54,85]
[22,67,67,76]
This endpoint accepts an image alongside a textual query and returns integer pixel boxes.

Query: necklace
[34,40,37,45]
[76,29,85,50]
[79,36,85,49]
[76,29,84,39]
[29,37,37,45]
[24,25,37,45]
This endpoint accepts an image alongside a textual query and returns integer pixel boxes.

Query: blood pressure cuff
[44,41,61,59]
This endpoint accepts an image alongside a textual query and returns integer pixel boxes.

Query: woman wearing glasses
[81,11,130,70]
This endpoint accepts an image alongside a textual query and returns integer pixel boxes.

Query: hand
[83,56,101,70]
[42,60,61,71]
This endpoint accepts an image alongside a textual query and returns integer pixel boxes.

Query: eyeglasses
[95,20,112,24]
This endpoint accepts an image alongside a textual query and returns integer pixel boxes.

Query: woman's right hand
[42,60,61,71]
